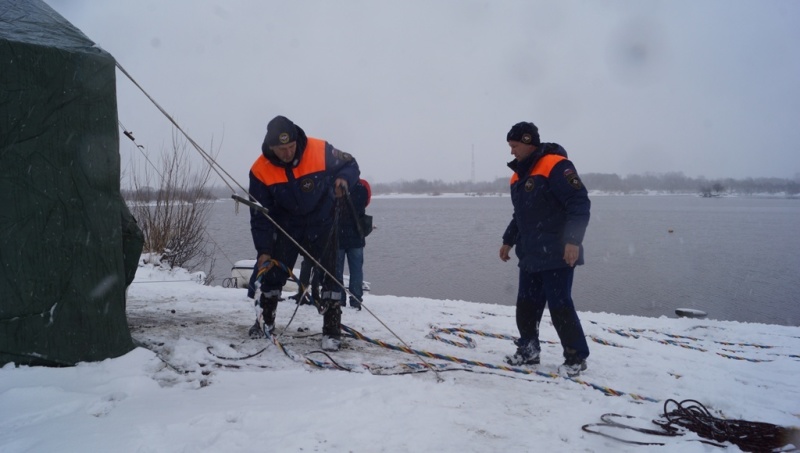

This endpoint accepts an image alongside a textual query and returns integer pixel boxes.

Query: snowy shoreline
[2,263,798,452]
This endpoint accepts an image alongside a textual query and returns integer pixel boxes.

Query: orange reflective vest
[250,137,327,186]
[509,154,566,184]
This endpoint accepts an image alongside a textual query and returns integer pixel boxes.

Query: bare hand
[563,243,579,267]
[257,254,271,268]
[334,178,348,198]
[499,244,512,262]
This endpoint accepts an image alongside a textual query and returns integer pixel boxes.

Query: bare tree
[130,130,218,270]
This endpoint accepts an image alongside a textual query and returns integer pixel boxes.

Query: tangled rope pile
[658,399,799,452]
[582,399,799,451]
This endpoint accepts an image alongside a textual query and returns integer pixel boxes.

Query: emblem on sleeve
[524,178,535,192]
[332,148,354,162]
[566,173,583,190]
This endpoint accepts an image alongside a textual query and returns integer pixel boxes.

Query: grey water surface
[205,195,800,326]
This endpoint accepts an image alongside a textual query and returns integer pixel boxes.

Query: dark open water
[205,195,800,326]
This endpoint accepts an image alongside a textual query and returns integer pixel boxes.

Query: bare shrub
[129,130,217,270]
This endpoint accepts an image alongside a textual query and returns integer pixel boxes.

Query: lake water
[205,195,800,326]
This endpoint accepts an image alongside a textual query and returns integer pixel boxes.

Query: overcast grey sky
[46,0,800,186]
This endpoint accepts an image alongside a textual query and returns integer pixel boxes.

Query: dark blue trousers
[516,266,589,361]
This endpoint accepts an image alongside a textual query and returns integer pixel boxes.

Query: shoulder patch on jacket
[332,148,353,162]
[563,168,583,190]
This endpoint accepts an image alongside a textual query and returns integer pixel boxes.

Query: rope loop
[425,327,477,349]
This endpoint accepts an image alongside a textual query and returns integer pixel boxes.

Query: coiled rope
[657,399,799,451]
[583,399,800,451]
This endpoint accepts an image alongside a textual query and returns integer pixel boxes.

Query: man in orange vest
[247,115,360,351]
[499,121,591,377]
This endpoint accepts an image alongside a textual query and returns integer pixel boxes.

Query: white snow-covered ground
[1,263,798,452]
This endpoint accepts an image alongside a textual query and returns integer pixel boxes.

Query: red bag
[359,179,371,207]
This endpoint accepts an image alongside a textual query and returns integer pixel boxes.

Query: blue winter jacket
[249,126,360,257]
[502,143,591,272]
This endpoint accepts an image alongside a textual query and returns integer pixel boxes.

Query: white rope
[115,61,245,196]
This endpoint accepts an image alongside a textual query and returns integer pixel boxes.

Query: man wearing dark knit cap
[500,121,592,377]
[247,115,360,351]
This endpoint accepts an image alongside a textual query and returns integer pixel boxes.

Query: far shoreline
[367,191,799,199]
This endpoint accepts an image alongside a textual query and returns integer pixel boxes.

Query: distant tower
[471,144,475,183]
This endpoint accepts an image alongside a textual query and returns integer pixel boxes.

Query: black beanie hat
[264,115,298,147]
[506,122,540,146]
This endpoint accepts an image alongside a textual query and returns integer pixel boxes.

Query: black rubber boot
[260,294,279,328]
[321,300,342,351]
[248,294,278,338]
[322,300,341,336]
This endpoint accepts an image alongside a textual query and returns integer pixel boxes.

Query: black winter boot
[505,338,541,366]
[321,300,342,351]
[248,294,278,339]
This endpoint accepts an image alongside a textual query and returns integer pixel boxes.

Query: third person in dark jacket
[499,121,591,377]
[337,179,371,310]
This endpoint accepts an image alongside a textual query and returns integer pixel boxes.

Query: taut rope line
[115,62,245,196]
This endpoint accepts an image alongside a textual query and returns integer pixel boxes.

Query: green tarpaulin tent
[0,0,142,366]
